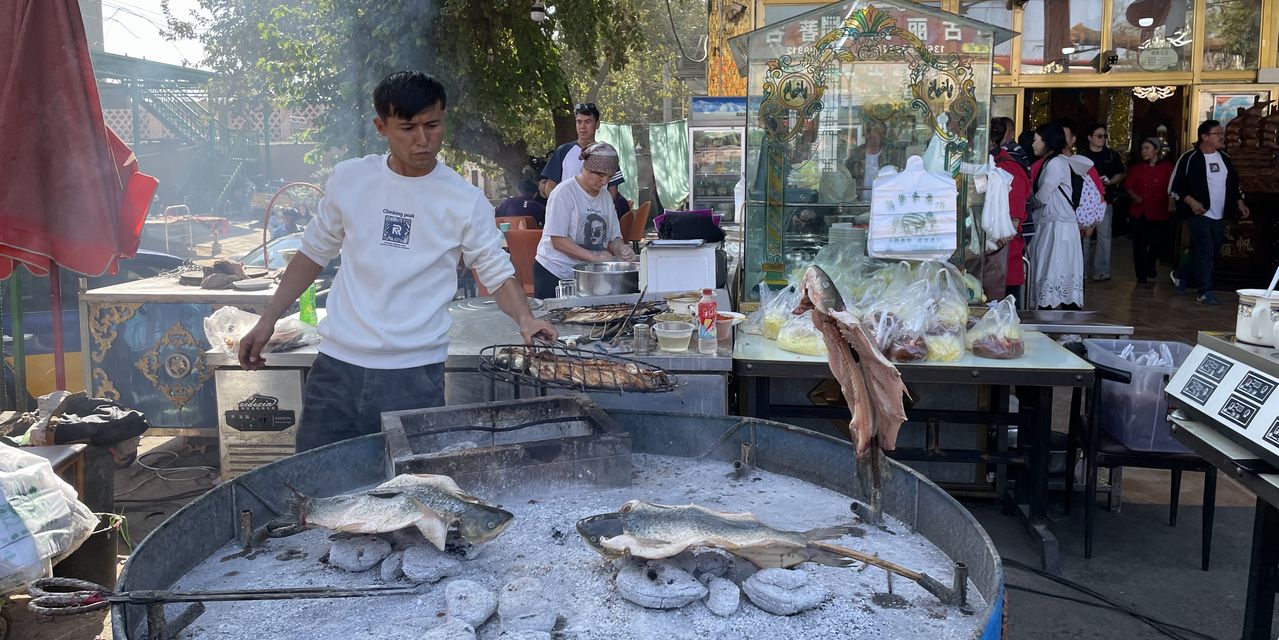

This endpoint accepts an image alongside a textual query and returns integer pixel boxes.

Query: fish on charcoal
[577,500,956,604]
[286,474,514,551]
[576,500,862,569]
[794,265,909,458]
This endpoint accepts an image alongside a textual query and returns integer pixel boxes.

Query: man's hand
[519,316,557,344]
[1186,197,1206,216]
[1239,200,1251,219]
[237,318,275,370]
[1130,193,1143,205]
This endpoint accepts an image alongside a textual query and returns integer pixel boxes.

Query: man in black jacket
[1169,119,1251,305]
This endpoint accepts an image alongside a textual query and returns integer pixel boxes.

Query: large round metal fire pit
[113,405,1004,639]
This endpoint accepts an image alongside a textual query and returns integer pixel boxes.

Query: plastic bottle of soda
[697,288,717,355]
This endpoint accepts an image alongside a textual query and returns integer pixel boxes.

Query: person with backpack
[1027,123,1090,310]
[1169,120,1251,305]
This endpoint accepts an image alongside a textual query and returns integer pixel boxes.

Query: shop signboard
[1138,45,1179,71]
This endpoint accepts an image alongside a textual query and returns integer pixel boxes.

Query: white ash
[403,545,463,583]
[167,454,987,639]
[498,577,558,633]
[742,568,827,616]
[705,577,740,617]
[446,579,498,628]
[614,562,706,609]
[423,618,476,640]
[380,550,405,582]
[328,535,391,572]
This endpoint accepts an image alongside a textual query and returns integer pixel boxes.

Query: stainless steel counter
[1016,310,1133,338]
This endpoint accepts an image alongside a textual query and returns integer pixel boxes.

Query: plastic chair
[505,228,542,296]
[1063,342,1218,571]
[624,201,651,251]
[495,216,536,230]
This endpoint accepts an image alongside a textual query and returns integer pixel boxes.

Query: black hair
[1017,129,1036,154]
[279,206,300,219]
[574,103,601,121]
[1085,122,1107,139]
[1032,123,1068,193]
[518,179,537,195]
[1053,118,1076,137]
[373,71,447,120]
[1197,119,1221,141]
[1035,123,1067,156]
[990,118,1008,150]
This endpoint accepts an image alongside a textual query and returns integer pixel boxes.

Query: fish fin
[799,546,859,568]
[803,524,865,541]
[283,483,309,528]
[365,490,403,499]
[413,515,451,551]
[411,473,466,494]
[731,546,823,570]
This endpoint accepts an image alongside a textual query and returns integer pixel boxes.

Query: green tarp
[649,120,689,208]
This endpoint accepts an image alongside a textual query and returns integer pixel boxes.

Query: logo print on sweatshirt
[1209,162,1220,173]
[382,214,412,248]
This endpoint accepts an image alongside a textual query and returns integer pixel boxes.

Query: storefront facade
[751,0,1278,159]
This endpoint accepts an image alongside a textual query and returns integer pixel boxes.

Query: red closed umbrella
[0,0,158,389]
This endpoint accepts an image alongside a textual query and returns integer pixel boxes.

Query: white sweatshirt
[300,154,515,369]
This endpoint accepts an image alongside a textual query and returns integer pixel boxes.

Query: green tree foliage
[165,0,664,184]
[1205,0,1261,70]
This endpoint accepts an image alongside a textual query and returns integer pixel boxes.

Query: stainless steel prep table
[205,291,734,416]
[1168,331,1279,639]
[734,329,1095,573]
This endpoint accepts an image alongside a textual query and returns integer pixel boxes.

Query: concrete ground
[6,231,1271,639]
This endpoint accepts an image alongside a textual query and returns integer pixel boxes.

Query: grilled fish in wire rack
[540,301,668,325]
[479,344,677,393]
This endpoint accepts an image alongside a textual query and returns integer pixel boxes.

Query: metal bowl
[573,261,639,297]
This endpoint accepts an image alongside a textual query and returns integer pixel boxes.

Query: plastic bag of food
[741,283,773,336]
[865,279,930,362]
[204,306,320,355]
[761,284,800,341]
[777,311,827,356]
[967,295,1025,359]
[0,446,96,593]
[922,268,968,362]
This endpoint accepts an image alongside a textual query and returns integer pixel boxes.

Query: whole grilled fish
[575,500,863,569]
[287,474,514,550]
[578,500,955,603]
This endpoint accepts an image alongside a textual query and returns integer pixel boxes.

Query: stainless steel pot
[573,261,640,297]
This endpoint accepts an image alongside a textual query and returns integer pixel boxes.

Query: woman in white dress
[1028,123,1088,310]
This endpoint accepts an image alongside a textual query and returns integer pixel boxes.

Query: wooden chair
[623,201,651,252]
[496,215,536,230]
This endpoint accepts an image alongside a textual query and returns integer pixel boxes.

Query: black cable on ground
[112,488,212,504]
[1006,583,1218,640]
[1004,558,1219,640]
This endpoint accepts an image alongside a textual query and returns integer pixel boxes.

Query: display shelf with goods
[690,128,746,220]
[730,1,1013,298]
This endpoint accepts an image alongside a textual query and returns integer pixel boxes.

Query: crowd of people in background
[991,116,1248,310]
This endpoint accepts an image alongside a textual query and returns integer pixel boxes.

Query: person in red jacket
[1125,138,1175,284]
[990,119,1031,299]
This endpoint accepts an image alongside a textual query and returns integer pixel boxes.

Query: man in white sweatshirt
[238,71,555,451]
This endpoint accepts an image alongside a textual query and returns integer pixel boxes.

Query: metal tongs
[609,286,648,347]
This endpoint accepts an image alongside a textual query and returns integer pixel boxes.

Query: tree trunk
[450,119,531,193]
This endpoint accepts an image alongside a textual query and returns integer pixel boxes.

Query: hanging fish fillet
[794,265,909,458]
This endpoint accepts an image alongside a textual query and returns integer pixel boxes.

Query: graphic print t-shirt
[1202,151,1227,220]
[535,178,622,279]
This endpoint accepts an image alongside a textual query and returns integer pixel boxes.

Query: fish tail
[283,482,310,528]
[802,524,865,541]
[802,547,859,568]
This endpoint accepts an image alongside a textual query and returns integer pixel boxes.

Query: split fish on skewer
[576,500,954,603]
[792,265,910,524]
[285,473,514,550]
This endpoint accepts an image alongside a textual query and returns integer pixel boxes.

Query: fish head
[801,265,846,315]
[575,512,627,557]
[454,503,515,544]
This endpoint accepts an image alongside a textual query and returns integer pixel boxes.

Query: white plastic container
[1084,339,1194,453]
[640,243,717,293]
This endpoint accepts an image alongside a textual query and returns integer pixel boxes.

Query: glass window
[1203,0,1262,71]
[960,1,1012,74]
[1019,0,1105,74]
[1110,0,1192,72]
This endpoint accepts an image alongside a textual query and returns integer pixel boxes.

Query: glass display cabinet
[729,1,1013,297]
